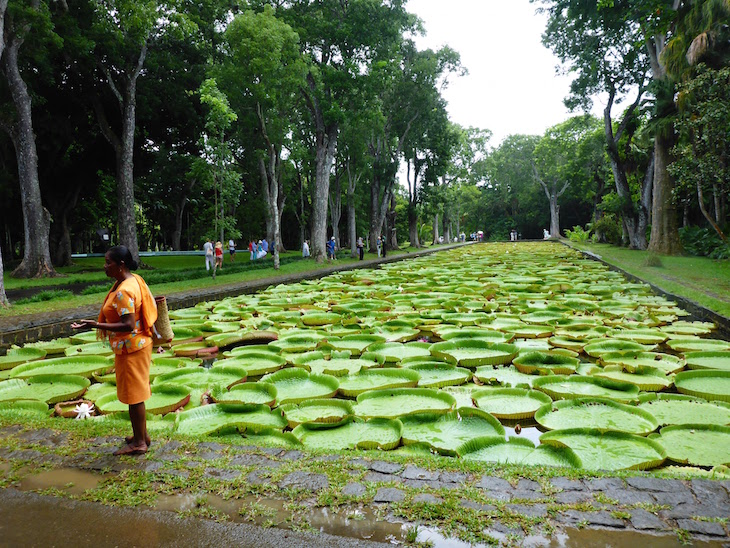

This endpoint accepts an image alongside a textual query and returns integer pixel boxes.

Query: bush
[679,226,730,259]
[15,290,74,305]
[591,214,622,245]
[564,225,592,243]
[644,253,663,267]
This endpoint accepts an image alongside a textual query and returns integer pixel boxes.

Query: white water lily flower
[73,402,95,419]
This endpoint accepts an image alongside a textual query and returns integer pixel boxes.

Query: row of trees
[0,1,727,306]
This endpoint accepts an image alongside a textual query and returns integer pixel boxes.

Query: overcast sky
[407,0,593,147]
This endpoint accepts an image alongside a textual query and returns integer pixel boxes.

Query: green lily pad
[205,330,277,348]
[152,365,247,389]
[148,357,201,380]
[535,398,658,435]
[174,403,286,436]
[210,382,278,407]
[400,408,505,455]
[171,342,219,358]
[267,333,327,353]
[403,362,472,388]
[280,399,355,428]
[0,400,52,417]
[291,351,382,377]
[0,347,47,370]
[473,365,536,388]
[63,342,114,357]
[337,368,420,397]
[458,436,581,468]
[532,375,639,402]
[326,334,387,354]
[84,382,119,402]
[10,355,110,379]
[667,339,730,353]
[241,428,302,448]
[612,329,668,345]
[259,368,339,405]
[599,351,685,374]
[471,387,552,420]
[292,417,402,451]
[367,342,432,363]
[301,312,342,326]
[0,375,90,404]
[513,352,579,375]
[540,429,666,471]
[592,366,673,392]
[583,340,653,358]
[651,424,730,466]
[674,370,730,402]
[14,339,70,356]
[69,331,99,345]
[214,353,286,377]
[684,351,730,371]
[354,388,455,419]
[429,340,519,367]
[638,393,730,426]
[436,327,513,343]
[96,384,190,415]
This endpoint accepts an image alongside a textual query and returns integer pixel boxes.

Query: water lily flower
[74,402,95,419]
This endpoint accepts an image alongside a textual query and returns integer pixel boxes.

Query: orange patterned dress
[100,276,155,405]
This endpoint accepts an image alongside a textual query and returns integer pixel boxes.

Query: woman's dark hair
[106,245,138,271]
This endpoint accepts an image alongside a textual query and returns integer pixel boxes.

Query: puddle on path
[18,468,102,496]
[0,461,11,476]
[552,527,726,548]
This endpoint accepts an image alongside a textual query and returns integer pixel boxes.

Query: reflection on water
[19,468,102,496]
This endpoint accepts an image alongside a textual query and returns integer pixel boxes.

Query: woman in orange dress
[72,245,157,456]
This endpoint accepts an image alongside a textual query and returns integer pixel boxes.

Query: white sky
[407,0,594,147]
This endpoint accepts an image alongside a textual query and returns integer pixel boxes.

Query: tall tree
[274,0,413,262]
[0,0,59,277]
[220,6,305,269]
[0,0,8,303]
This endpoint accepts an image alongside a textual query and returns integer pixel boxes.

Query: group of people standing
[248,239,269,261]
[203,238,235,277]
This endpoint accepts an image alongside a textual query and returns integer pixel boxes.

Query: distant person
[327,237,336,261]
[543,228,550,240]
[228,239,236,262]
[203,239,214,272]
[357,236,364,260]
[302,240,310,258]
[262,238,269,253]
[381,236,386,258]
[256,240,267,260]
[249,240,255,261]
[214,241,224,274]
[376,236,382,258]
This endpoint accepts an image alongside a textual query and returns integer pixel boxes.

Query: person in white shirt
[203,239,214,271]
[228,239,236,262]
[302,240,310,258]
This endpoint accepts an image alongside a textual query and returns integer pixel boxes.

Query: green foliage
[644,253,663,267]
[564,225,592,244]
[679,226,730,259]
[15,290,73,305]
[591,214,623,245]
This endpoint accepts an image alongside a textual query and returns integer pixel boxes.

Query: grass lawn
[570,242,730,318]
[0,244,444,318]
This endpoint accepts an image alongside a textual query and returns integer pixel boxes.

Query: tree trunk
[347,166,359,258]
[697,181,727,242]
[258,147,282,270]
[443,211,452,244]
[432,213,439,245]
[0,244,9,306]
[117,86,141,263]
[172,180,195,251]
[648,132,683,254]
[388,192,399,250]
[549,192,560,237]
[328,170,342,249]
[3,33,57,278]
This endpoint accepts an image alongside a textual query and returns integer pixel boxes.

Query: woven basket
[153,296,174,344]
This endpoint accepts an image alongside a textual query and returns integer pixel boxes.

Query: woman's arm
[71,313,135,332]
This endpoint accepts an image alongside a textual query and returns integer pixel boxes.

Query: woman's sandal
[113,443,148,456]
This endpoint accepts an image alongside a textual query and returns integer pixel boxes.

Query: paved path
[1,426,728,546]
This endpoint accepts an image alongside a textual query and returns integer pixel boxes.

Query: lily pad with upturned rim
[292,417,402,451]
[290,351,382,377]
[667,339,730,353]
[599,352,685,374]
[532,375,639,402]
[354,388,455,419]
[540,428,666,471]
[674,370,730,402]
[259,368,339,405]
[214,354,286,377]
[637,393,730,426]
[591,366,673,392]
[403,362,472,388]
[152,365,247,390]
[210,382,278,407]
[280,399,355,428]
[457,436,581,468]
[583,340,654,358]
[96,384,190,415]
[9,355,111,379]
[174,403,287,436]
[650,424,730,467]
[0,375,90,404]
[400,408,505,455]
[367,342,432,363]
[512,352,579,375]
[0,399,52,417]
[684,351,730,371]
[326,334,387,355]
[429,340,519,367]
[0,348,48,370]
[337,368,420,397]
[535,398,658,435]
[14,339,70,356]
[473,365,536,388]
[471,387,552,420]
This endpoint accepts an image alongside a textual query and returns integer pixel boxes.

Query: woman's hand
[71,319,97,330]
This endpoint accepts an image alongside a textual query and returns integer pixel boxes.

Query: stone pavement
[1,426,728,546]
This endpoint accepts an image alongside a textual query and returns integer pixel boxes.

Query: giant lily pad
[667,339,730,353]
[291,351,382,377]
[429,340,519,367]
[214,354,286,377]
[583,340,653,358]
[403,362,472,388]
[400,408,505,455]
[0,400,52,417]
[0,347,47,370]
[540,429,666,471]
[259,368,339,405]
[267,333,327,353]
[471,387,552,420]
[64,342,113,357]
[10,355,110,379]
[174,403,286,436]
[280,399,355,428]
[210,382,278,407]
[0,375,90,404]
[592,365,673,392]
[354,388,455,419]
[674,370,730,402]
[638,393,730,426]
[535,398,658,435]
[326,334,386,355]
[473,365,536,388]
[600,352,685,374]
[367,342,432,363]
[292,417,402,450]
[457,436,581,468]
[684,351,730,371]
[532,375,639,402]
[152,365,247,389]
[96,384,190,415]
[15,339,70,356]
[513,352,579,375]
[337,368,420,397]
[651,424,730,466]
